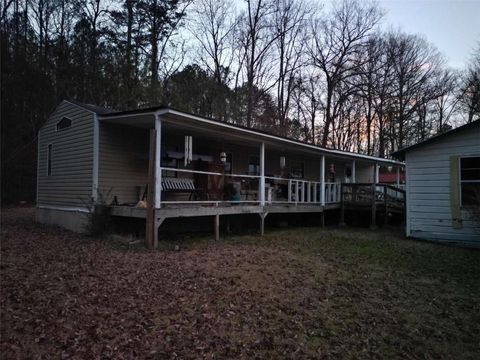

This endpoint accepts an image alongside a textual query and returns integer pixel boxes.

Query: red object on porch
[379,171,405,184]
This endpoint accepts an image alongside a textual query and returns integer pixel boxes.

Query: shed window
[56,117,72,131]
[460,156,480,206]
[47,144,52,176]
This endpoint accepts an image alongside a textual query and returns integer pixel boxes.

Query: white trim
[92,113,99,202]
[155,115,162,208]
[259,142,265,206]
[100,108,403,166]
[162,167,261,179]
[163,167,222,176]
[37,205,90,213]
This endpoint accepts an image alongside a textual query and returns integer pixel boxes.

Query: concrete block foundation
[36,207,89,233]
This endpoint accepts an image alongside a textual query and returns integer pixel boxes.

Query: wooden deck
[110,202,340,219]
[109,183,405,248]
[340,183,406,227]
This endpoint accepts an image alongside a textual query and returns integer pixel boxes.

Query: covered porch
[98,109,404,248]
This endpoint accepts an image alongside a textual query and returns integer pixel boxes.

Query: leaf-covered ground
[1,208,479,359]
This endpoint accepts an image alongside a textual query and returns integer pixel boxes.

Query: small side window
[47,144,52,176]
[56,117,72,131]
[460,156,480,206]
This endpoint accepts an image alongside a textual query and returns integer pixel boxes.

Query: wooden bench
[161,177,203,200]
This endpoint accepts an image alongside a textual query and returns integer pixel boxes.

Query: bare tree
[432,68,459,132]
[292,70,323,143]
[272,0,311,136]
[458,45,480,123]
[237,0,277,128]
[309,0,382,147]
[137,0,191,104]
[385,31,444,150]
[350,35,384,155]
[190,0,237,86]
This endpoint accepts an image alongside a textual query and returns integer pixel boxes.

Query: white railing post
[396,166,400,187]
[288,179,292,202]
[155,115,162,208]
[320,155,325,206]
[375,163,379,184]
[296,180,300,203]
[259,142,265,206]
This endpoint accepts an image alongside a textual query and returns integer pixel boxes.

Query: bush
[84,189,113,238]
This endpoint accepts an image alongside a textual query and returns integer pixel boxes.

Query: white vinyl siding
[37,101,94,207]
[405,122,480,246]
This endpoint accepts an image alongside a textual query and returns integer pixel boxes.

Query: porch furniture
[241,189,258,201]
[194,161,225,201]
[161,177,204,200]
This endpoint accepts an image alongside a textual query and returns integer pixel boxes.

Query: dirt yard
[1,208,479,359]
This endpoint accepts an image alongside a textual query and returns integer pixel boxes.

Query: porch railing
[325,182,341,203]
[342,183,406,208]
[157,167,343,206]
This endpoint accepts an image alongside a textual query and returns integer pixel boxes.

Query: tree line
[1,0,479,203]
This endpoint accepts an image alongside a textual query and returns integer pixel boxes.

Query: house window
[460,156,480,206]
[47,144,52,176]
[248,156,260,176]
[56,116,72,131]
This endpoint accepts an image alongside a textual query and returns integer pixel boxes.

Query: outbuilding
[393,120,480,246]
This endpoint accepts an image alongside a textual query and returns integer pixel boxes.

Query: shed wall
[406,123,480,246]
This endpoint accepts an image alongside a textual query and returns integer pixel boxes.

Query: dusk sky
[378,0,480,69]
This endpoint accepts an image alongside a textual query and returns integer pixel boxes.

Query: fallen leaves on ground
[1,208,479,359]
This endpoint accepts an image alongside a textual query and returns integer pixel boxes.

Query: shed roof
[391,120,480,160]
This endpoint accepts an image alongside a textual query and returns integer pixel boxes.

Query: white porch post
[374,163,379,184]
[396,166,400,186]
[352,160,356,183]
[320,155,325,206]
[155,115,162,208]
[259,142,265,206]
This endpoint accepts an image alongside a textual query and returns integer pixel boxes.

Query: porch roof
[77,100,402,166]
